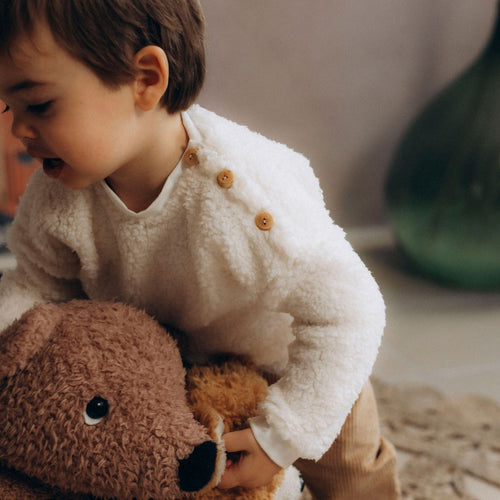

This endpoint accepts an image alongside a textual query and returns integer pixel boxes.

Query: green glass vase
[385,6,500,289]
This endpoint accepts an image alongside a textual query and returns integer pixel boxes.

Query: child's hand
[218,428,282,490]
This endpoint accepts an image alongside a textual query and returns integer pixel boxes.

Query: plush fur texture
[0,300,302,499]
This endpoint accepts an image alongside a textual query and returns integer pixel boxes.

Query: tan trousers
[294,381,401,500]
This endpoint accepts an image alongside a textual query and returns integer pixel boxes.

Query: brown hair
[0,0,206,113]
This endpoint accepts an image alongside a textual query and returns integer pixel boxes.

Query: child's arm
[165,105,384,480]
[0,270,47,333]
[246,227,385,469]
[0,172,85,332]
[216,231,384,491]
[0,263,83,333]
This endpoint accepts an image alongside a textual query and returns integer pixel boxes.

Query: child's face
[0,23,144,190]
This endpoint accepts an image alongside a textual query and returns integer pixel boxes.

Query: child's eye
[1,104,9,114]
[27,101,53,115]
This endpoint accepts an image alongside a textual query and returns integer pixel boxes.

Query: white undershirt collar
[98,108,202,217]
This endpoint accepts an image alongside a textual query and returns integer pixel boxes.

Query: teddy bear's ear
[0,303,63,380]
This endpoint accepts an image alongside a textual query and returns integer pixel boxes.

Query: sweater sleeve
[173,106,385,466]
[0,175,85,333]
[250,227,385,466]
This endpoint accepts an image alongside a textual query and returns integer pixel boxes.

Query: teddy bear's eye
[84,396,109,425]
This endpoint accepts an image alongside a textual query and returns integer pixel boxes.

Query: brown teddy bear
[0,300,303,499]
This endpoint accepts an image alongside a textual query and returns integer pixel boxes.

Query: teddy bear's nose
[178,440,217,492]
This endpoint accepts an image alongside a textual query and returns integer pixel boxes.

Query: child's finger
[218,430,253,489]
[222,429,253,453]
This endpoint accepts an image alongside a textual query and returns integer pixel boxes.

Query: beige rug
[373,379,500,499]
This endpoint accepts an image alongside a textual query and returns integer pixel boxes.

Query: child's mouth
[43,158,64,179]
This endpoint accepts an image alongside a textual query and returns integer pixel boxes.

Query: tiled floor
[348,226,500,500]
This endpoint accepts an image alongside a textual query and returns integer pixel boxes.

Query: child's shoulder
[188,105,308,166]
[187,105,325,205]
[182,106,339,256]
[15,168,94,235]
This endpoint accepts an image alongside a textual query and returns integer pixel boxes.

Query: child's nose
[11,115,37,141]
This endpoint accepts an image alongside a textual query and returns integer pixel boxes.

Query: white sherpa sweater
[0,105,385,467]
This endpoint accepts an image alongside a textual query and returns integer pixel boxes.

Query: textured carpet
[373,378,500,499]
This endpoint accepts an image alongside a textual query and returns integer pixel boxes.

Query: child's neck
[106,110,188,213]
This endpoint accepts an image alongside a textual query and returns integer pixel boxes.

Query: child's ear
[132,46,169,111]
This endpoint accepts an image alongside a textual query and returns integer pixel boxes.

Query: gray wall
[198,1,497,228]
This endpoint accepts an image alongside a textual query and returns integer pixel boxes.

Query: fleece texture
[0,105,385,466]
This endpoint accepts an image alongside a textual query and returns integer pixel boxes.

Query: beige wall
[198,1,497,227]
[0,2,495,226]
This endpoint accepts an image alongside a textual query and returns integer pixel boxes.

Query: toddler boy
[0,1,399,498]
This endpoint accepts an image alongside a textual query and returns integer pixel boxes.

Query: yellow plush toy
[187,359,303,499]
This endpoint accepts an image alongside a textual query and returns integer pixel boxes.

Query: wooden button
[183,147,199,167]
[255,212,274,231]
[217,169,234,188]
